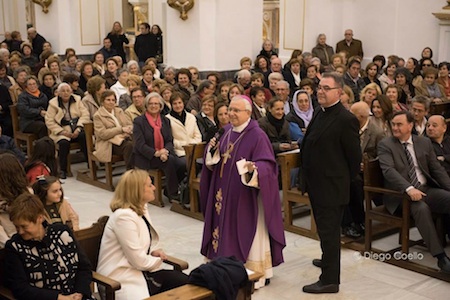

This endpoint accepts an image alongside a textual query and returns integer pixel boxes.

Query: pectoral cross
[219,142,234,178]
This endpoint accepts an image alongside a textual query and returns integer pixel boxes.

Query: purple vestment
[200,120,286,266]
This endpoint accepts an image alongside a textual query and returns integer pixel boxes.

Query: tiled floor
[64,163,450,299]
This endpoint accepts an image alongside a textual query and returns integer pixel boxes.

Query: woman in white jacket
[96,169,188,299]
[165,91,202,160]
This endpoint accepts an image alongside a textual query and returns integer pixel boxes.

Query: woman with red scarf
[133,92,185,202]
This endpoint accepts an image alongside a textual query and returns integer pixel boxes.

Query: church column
[433,3,450,63]
[158,0,263,71]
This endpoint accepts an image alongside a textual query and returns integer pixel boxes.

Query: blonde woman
[97,169,188,299]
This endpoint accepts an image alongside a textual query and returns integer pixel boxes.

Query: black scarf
[170,109,187,125]
[267,111,285,134]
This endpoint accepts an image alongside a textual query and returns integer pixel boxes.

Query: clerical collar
[320,99,340,112]
[232,118,251,133]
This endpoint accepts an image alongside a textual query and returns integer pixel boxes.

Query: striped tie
[403,143,421,188]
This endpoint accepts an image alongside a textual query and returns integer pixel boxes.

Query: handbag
[178,144,197,206]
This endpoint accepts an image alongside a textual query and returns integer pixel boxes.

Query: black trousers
[112,139,134,169]
[57,132,87,173]
[144,269,188,295]
[147,154,186,198]
[342,175,365,227]
[23,120,47,139]
[310,201,345,284]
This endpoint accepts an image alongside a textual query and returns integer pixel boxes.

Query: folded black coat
[188,256,248,300]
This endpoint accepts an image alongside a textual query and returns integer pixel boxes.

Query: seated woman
[133,92,186,202]
[254,55,270,75]
[362,62,382,88]
[93,51,106,76]
[196,94,218,142]
[166,92,202,159]
[395,67,415,105]
[32,176,79,230]
[258,97,296,155]
[214,102,230,129]
[97,169,188,299]
[125,87,146,122]
[227,83,244,103]
[249,86,266,120]
[82,75,106,121]
[24,136,59,184]
[286,90,313,141]
[103,57,119,88]
[173,68,197,104]
[0,153,30,248]
[126,60,141,77]
[17,75,49,138]
[438,62,450,99]
[4,193,94,300]
[415,67,447,103]
[359,83,382,107]
[370,94,393,137]
[341,85,355,110]
[118,74,141,111]
[160,84,173,113]
[45,83,90,179]
[79,61,99,93]
[385,84,407,112]
[39,71,56,100]
[378,62,397,91]
[93,90,134,169]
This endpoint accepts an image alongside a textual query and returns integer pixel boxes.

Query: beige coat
[124,104,144,123]
[82,93,100,121]
[415,81,447,101]
[93,106,132,162]
[8,83,23,104]
[45,95,90,144]
[166,112,202,157]
[44,199,80,231]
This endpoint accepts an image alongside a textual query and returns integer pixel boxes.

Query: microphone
[210,128,225,156]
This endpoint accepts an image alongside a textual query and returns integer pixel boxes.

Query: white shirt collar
[232,118,251,133]
[320,99,340,111]
[360,118,370,134]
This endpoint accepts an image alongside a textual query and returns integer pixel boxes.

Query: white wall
[282,0,445,66]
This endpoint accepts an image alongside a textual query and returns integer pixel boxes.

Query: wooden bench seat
[9,104,37,157]
[146,271,263,300]
[171,142,205,220]
[277,151,317,240]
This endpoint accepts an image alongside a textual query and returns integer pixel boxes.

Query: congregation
[0,19,450,299]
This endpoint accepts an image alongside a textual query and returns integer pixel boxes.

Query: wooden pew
[9,104,37,157]
[76,122,125,191]
[146,270,263,300]
[0,216,121,300]
[277,151,318,240]
[170,142,205,221]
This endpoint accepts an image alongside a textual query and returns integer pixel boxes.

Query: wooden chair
[170,142,205,221]
[146,271,263,300]
[9,104,37,157]
[73,216,121,300]
[76,122,124,191]
[277,151,317,240]
[148,169,164,207]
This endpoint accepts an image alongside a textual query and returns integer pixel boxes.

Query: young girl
[24,137,59,184]
[32,176,79,230]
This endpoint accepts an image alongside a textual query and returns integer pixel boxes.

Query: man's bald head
[350,101,370,127]
[426,115,447,142]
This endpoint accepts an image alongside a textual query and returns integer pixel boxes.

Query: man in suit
[378,111,450,273]
[339,102,384,238]
[343,59,366,102]
[426,115,450,176]
[411,95,429,137]
[335,29,364,58]
[300,72,361,293]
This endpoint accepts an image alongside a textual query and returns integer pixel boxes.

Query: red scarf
[145,112,164,150]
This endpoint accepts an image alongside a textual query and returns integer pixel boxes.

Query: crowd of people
[0,22,450,298]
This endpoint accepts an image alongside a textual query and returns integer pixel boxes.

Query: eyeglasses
[316,85,340,92]
[228,108,248,113]
[423,64,432,67]
[132,95,144,99]
[148,103,160,106]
